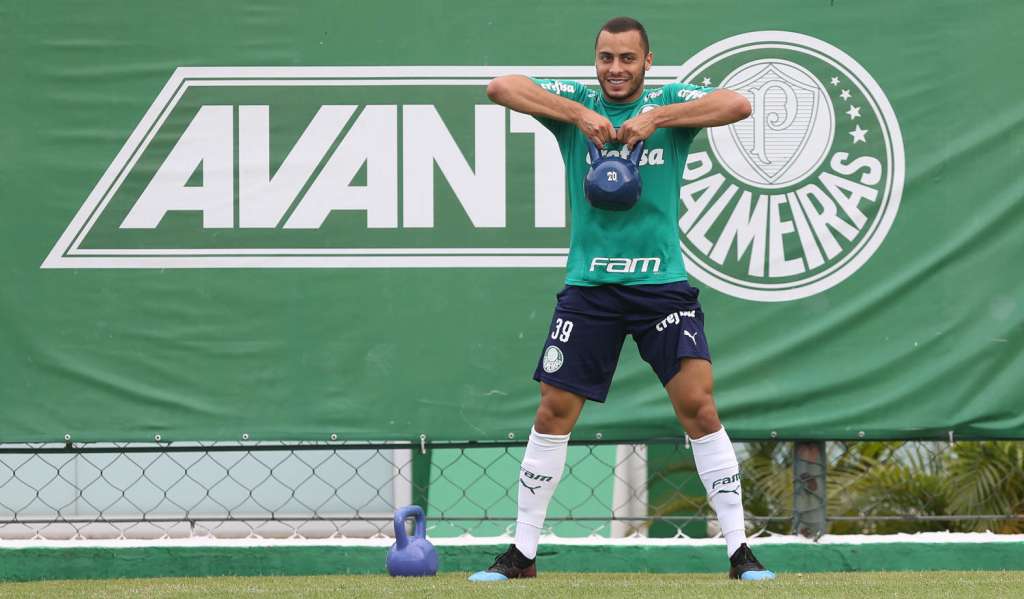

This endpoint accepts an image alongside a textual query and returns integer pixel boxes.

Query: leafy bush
[728,441,1023,535]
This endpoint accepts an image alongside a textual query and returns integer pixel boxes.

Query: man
[469,17,774,582]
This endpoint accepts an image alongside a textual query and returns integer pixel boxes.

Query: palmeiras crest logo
[676,32,905,302]
[542,346,564,373]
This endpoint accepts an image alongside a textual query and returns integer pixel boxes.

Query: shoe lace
[742,546,763,567]
[493,549,517,567]
[732,544,756,565]
[494,546,532,570]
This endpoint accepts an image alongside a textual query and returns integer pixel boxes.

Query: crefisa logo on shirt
[676,31,905,302]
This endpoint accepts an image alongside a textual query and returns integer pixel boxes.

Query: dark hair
[595,17,650,55]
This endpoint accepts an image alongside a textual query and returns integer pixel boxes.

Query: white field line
[1,532,1022,550]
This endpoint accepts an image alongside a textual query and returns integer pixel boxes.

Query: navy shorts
[532,281,711,402]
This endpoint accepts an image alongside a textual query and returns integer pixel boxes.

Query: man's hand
[574,109,617,147]
[617,112,657,151]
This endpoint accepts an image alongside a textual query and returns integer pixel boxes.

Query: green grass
[1,572,1022,598]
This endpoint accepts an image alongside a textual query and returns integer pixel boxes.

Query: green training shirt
[532,78,716,286]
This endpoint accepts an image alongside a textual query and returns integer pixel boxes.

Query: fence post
[611,444,649,537]
[412,445,432,515]
[792,441,827,538]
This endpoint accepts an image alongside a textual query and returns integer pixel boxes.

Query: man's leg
[666,358,773,580]
[472,284,623,581]
[665,357,721,436]
[513,383,585,557]
[468,384,584,581]
[665,359,743,550]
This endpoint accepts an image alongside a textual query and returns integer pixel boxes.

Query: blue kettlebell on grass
[386,505,438,576]
[584,140,644,211]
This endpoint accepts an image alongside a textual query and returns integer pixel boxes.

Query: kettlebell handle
[586,140,645,166]
[393,505,426,550]
[628,140,645,166]
[587,141,603,166]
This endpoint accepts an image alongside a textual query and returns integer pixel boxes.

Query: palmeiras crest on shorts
[676,32,905,302]
[542,346,564,373]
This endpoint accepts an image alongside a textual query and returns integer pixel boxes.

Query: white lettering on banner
[768,194,801,278]
[41,66,723,270]
[682,151,883,280]
[402,105,505,228]
[121,105,235,229]
[121,103,560,231]
[708,185,768,278]
[238,105,354,228]
[287,105,398,228]
[509,111,566,228]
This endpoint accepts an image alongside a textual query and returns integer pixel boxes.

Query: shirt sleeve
[659,82,718,141]
[529,78,593,139]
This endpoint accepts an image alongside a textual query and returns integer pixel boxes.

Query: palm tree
[827,442,951,534]
[944,441,1024,533]
[645,440,1024,535]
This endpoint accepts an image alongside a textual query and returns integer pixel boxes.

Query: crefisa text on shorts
[676,31,905,302]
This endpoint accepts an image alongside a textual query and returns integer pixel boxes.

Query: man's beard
[600,72,645,101]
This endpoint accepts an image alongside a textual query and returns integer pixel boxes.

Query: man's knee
[533,404,561,433]
[675,388,721,435]
[535,384,583,434]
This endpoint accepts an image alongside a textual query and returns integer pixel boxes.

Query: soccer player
[469,17,775,582]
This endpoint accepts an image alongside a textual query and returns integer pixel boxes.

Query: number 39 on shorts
[550,318,574,342]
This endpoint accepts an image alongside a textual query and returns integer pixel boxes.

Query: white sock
[513,427,570,559]
[690,427,747,558]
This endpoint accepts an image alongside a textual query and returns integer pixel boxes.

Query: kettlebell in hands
[584,140,644,211]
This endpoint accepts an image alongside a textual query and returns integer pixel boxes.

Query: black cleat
[729,543,776,580]
[468,544,537,581]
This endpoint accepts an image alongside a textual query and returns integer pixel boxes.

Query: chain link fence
[0,439,1020,540]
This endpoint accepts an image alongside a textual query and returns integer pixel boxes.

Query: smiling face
[595,29,652,103]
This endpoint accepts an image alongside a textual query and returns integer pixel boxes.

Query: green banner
[2,1,1021,442]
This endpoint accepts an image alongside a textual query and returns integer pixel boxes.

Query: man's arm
[617,89,752,149]
[486,75,617,146]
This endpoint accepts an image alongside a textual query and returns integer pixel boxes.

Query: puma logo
[520,478,541,494]
[683,330,699,346]
[711,473,741,497]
